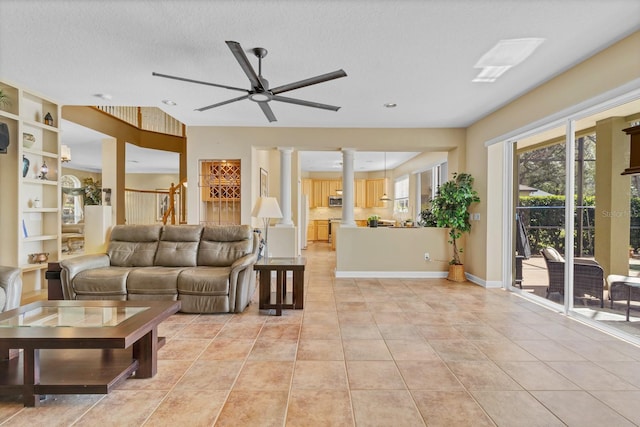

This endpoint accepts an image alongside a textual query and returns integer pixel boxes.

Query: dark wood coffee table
[0,300,180,406]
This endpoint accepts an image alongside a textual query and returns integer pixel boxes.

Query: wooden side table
[254,257,306,316]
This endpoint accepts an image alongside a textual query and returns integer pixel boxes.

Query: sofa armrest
[60,254,110,299]
[230,253,258,275]
[0,266,22,312]
[228,252,259,312]
[574,259,599,266]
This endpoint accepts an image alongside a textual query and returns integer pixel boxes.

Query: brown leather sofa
[59,224,259,313]
[0,266,22,313]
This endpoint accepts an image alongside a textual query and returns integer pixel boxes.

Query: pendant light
[380,152,391,202]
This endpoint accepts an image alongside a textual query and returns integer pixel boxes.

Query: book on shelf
[22,219,28,238]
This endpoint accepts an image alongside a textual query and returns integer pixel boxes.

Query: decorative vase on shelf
[22,133,35,149]
[22,156,29,178]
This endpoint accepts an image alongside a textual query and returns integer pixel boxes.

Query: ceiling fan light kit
[153,40,347,122]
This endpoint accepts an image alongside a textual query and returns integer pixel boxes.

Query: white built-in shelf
[0,110,18,121]
[20,264,49,272]
[22,119,60,133]
[23,147,59,158]
[23,208,59,213]
[22,178,58,186]
[24,234,58,242]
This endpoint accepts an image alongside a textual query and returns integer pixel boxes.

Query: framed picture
[260,168,268,197]
[156,191,170,221]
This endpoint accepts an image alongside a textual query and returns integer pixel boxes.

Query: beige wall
[336,227,450,276]
[466,30,640,283]
[184,126,466,226]
[125,173,180,190]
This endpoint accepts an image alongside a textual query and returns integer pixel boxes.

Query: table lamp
[251,196,283,258]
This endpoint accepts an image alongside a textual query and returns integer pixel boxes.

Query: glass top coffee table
[0,300,180,407]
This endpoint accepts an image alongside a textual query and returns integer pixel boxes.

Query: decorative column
[277,147,294,227]
[594,117,630,277]
[342,148,356,226]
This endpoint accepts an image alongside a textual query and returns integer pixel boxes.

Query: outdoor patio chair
[540,247,604,307]
[607,274,640,309]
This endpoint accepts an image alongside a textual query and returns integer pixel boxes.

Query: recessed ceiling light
[472,38,544,83]
[384,103,397,108]
[162,99,177,106]
[93,93,112,101]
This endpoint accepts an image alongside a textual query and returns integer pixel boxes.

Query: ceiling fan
[152,40,347,123]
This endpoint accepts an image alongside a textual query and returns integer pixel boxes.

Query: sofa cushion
[127,267,182,295]
[72,267,131,296]
[161,224,203,242]
[178,267,230,295]
[198,225,253,267]
[0,286,5,312]
[108,225,162,267]
[154,225,203,267]
[542,247,565,262]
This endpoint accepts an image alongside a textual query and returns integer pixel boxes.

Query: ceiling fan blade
[225,41,264,91]
[152,72,248,93]
[271,95,341,111]
[270,69,347,95]
[258,102,277,122]
[195,94,249,112]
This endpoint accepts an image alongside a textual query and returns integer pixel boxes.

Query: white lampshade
[251,196,283,219]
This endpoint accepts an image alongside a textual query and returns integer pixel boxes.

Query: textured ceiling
[1,0,639,172]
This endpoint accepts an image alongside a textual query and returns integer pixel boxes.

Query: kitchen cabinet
[355,179,366,208]
[307,221,316,241]
[311,179,341,208]
[0,80,61,298]
[302,178,312,197]
[366,178,387,208]
[329,179,342,197]
[316,220,329,241]
[312,180,328,207]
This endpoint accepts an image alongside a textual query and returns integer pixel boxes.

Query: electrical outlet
[424,252,430,261]
[473,213,481,221]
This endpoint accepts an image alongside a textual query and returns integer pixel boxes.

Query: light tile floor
[3,242,640,426]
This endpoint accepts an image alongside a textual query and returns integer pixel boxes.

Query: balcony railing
[95,106,184,137]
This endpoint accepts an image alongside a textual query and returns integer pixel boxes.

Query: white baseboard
[334,270,448,279]
[465,272,503,288]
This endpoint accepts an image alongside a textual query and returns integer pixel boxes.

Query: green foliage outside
[518,195,640,256]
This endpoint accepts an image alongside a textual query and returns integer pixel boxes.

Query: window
[61,174,83,224]
[394,175,409,213]
[418,161,447,211]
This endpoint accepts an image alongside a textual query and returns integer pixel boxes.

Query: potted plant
[0,89,10,110]
[418,209,438,227]
[430,172,480,281]
[367,215,380,228]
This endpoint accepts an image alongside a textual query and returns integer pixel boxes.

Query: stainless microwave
[328,196,342,207]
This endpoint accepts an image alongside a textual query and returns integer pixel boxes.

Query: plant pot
[368,220,378,228]
[447,264,466,282]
